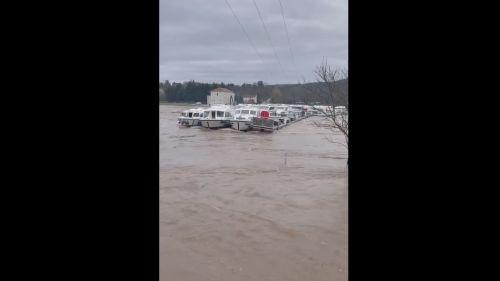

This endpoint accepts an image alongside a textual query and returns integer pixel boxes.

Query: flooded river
[160,104,348,281]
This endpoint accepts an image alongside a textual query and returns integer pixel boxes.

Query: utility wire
[277,0,304,83]
[224,0,272,79]
[251,0,287,79]
[277,0,295,67]
[224,0,273,82]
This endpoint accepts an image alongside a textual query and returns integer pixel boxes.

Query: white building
[207,87,235,106]
[242,94,258,104]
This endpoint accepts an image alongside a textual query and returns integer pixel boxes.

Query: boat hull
[201,119,231,129]
[178,118,200,127]
[251,118,280,132]
[231,120,252,131]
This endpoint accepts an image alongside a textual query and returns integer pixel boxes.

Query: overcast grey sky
[160,0,347,85]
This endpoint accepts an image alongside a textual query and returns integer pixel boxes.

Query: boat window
[181,112,187,117]
[225,112,232,117]
[241,110,249,114]
[217,111,224,117]
[188,112,193,117]
[250,110,256,115]
[211,111,216,118]
[204,111,209,117]
[236,110,241,114]
[193,113,199,117]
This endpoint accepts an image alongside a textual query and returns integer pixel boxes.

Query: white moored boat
[177,108,205,127]
[251,108,281,132]
[289,105,306,120]
[269,105,291,125]
[231,106,259,131]
[200,105,234,129]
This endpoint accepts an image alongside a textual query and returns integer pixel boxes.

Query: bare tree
[303,59,348,148]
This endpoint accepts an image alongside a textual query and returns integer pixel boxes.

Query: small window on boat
[217,111,224,117]
[188,112,193,117]
[250,110,256,115]
[204,111,209,117]
[241,110,249,114]
[193,113,199,117]
[225,112,232,117]
[236,110,241,114]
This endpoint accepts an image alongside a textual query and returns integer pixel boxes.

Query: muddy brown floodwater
[160,104,347,281]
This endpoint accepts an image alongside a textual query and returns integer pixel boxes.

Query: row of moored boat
[177,104,332,132]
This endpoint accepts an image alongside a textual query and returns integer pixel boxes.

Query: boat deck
[250,115,310,132]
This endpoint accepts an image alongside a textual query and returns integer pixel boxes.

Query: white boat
[251,108,282,132]
[334,106,347,115]
[200,105,234,129]
[304,105,314,116]
[334,106,348,126]
[309,109,321,116]
[177,108,205,127]
[289,105,306,120]
[313,105,333,116]
[231,106,259,131]
[269,105,291,125]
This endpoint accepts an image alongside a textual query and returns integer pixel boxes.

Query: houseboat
[334,106,347,115]
[251,109,282,132]
[269,105,291,125]
[177,108,205,127]
[200,105,234,129]
[231,106,259,131]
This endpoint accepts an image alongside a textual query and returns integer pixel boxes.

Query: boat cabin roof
[204,105,233,112]
[183,108,205,113]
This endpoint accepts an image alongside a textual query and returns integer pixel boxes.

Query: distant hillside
[159,79,348,106]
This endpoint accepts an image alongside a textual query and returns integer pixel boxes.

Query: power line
[277,0,304,83]
[251,0,287,78]
[224,0,271,79]
[277,0,295,67]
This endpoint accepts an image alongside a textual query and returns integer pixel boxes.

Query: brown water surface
[160,104,347,281]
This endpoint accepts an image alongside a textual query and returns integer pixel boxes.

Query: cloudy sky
[160,0,347,85]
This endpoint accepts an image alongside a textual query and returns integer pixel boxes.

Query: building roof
[210,87,234,93]
[242,94,257,97]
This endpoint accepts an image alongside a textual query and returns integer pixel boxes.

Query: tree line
[159,79,347,106]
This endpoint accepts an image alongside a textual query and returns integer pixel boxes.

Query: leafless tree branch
[310,59,348,146]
